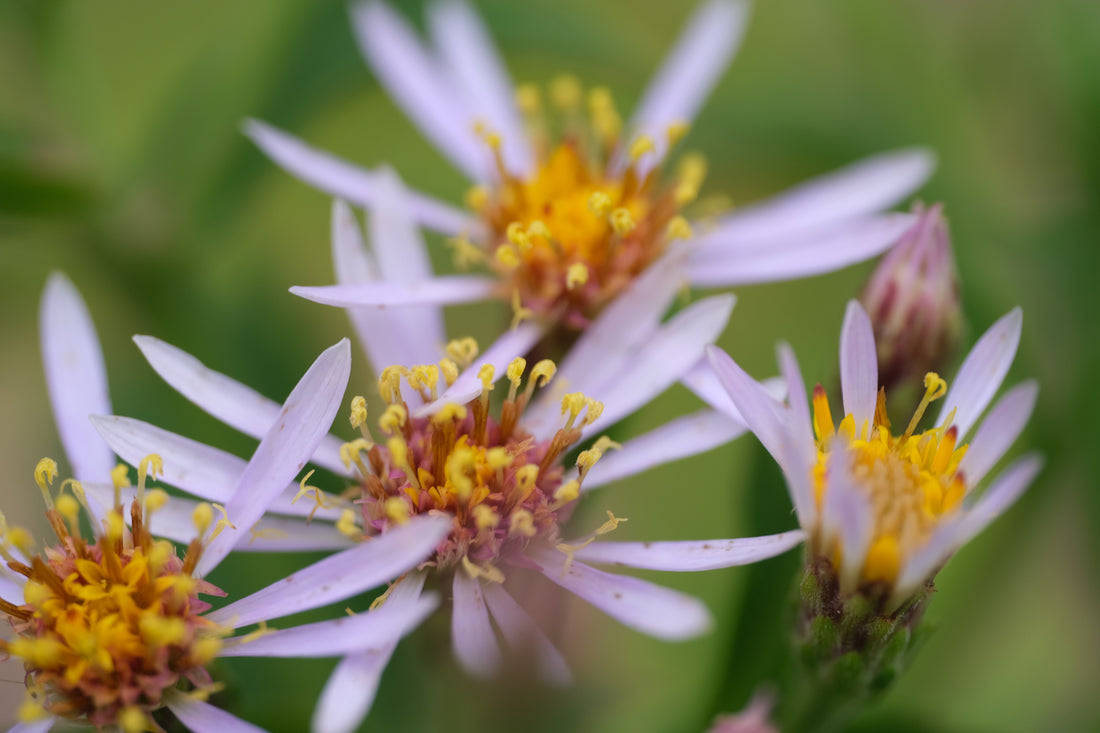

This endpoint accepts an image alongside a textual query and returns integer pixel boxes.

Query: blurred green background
[1,0,1098,731]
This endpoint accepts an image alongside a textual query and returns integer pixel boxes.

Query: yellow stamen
[667,215,693,240]
[629,135,655,162]
[610,208,636,235]
[34,458,58,509]
[566,263,589,290]
[446,337,480,368]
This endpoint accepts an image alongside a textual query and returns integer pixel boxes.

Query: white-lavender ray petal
[427,0,532,176]
[414,321,545,418]
[6,717,58,733]
[196,341,351,576]
[311,572,426,733]
[90,416,346,522]
[888,519,962,612]
[777,342,811,441]
[955,453,1043,550]
[134,336,350,478]
[681,359,786,424]
[350,1,489,181]
[572,530,805,571]
[291,277,497,309]
[687,214,916,287]
[219,593,438,658]
[206,515,451,627]
[452,572,502,677]
[528,546,712,641]
[839,300,878,435]
[40,274,114,506]
[581,408,746,492]
[821,444,873,592]
[163,691,268,733]
[244,120,480,235]
[617,0,748,177]
[582,295,734,436]
[935,308,1023,439]
[0,574,25,605]
[332,200,434,373]
[367,169,447,358]
[958,380,1038,488]
[482,583,571,686]
[693,149,934,247]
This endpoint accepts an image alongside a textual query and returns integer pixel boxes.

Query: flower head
[252,0,933,345]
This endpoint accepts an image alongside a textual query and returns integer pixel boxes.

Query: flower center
[0,457,227,731]
[333,343,613,583]
[810,373,969,585]
[459,76,702,329]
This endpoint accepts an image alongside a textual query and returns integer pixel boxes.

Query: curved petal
[197,340,352,576]
[133,336,350,477]
[681,358,786,424]
[582,408,746,492]
[528,546,712,641]
[620,0,749,176]
[958,380,1038,487]
[311,573,426,733]
[206,515,451,627]
[244,120,479,235]
[482,583,570,686]
[291,277,497,309]
[687,213,916,287]
[695,148,935,246]
[572,530,805,571]
[40,274,114,494]
[936,308,1023,438]
[0,573,26,605]
[350,1,489,181]
[776,342,811,440]
[583,295,735,435]
[451,572,501,677]
[218,593,438,658]
[820,443,873,592]
[426,0,531,176]
[163,692,267,733]
[839,300,878,435]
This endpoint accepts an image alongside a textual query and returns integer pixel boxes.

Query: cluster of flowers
[3,2,1039,732]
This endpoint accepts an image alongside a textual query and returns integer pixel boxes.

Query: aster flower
[247,0,932,341]
[87,192,807,733]
[6,280,458,731]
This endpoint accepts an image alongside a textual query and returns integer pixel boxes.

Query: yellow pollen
[526,219,552,242]
[667,216,693,240]
[439,358,460,387]
[349,395,368,428]
[378,366,406,404]
[340,439,373,473]
[552,480,580,506]
[506,221,532,251]
[144,489,168,514]
[111,463,131,489]
[587,191,613,218]
[486,447,512,471]
[496,243,520,269]
[380,404,408,435]
[446,337,480,367]
[610,208,636,235]
[465,185,490,211]
[509,509,536,537]
[448,235,485,269]
[472,504,500,531]
[478,364,495,393]
[34,458,58,509]
[514,464,540,503]
[507,357,527,390]
[336,509,361,538]
[567,263,589,290]
[529,360,557,389]
[118,707,148,733]
[384,497,411,525]
[666,121,690,146]
[629,135,656,162]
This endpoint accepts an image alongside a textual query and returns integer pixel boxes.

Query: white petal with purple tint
[958,380,1038,487]
[581,409,746,492]
[529,546,712,641]
[839,300,878,435]
[196,340,351,576]
[134,335,349,477]
[936,308,1023,438]
[164,691,266,733]
[244,120,479,235]
[219,593,438,658]
[482,582,571,686]
[777,342,811,439]
[820,444,873,592]
[451,571,502,677]
[572,530,804,571]
[40,274,114,493]
[291,276,497,309]
[350,1,488,181]
[207,515,451,627]
[6,720,56,733]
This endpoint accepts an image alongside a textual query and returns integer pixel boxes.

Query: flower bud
[860,203,962,392]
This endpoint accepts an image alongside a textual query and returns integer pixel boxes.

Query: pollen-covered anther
[667,216,693,240]
[446,337,480,368]
[629,135,656,162]
[567,263,589,290]
[384,497,411,525]
[666,121,690,147]
[587,191,613,219]
[610,208,636,236]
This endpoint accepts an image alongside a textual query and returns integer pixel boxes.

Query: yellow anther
[595,510,628,536]
[472,504,500,530]
[812,385,836,442]
[903,372,949,440]
[384,497,411,525]
[55,494,80,525]
[432,403,469,424]
[629,135,656,162]
[336,509,360,538]
[675,153,707,204]
[387,436,418,488]
[549,74,581,110]
[118,707,148,733]
[34,457,58,508]
[448,235,486,269]
[509,509,536,537]
[140,616,186,647]
[478,364,495,393]
[507,357,527,389]
[144,489,169,514]
[446,337,480,367]
[379,404,408,435]
[409,365,440,399]
[105,511,125,542]
[340,439,373,472]
[566,263,589,290]
[587,191,613,218]
[666,121,690,146]
[439,358,459,387]
[510,289,534,330]
[191,636,223,666]
[667,215,693,240]
[465,185,491,212]
[575,449,603,474]
[486,447,512,471]
[148,539,173,571]
[553,480,580,505]
[17,696,49,723]
[446,447,478,500]
[111,463,131,489]
[583,398,605,426]
[378,365,406,404]
[529,359,557,388]
[516,83,542,115]
[526,219,552,242]
[610,208,636,235]
[138,454,164,484]
[590,435,622,455]
[7,526,34,556]
[514,464,540,502]
[496,243,520,269]
[561,392,587,427]
[349,395,368,428]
